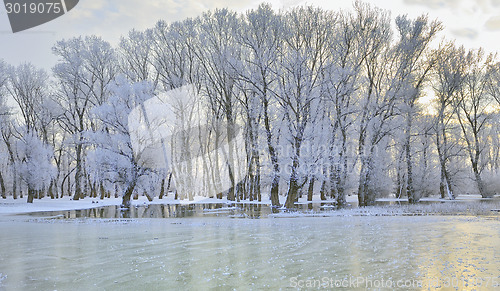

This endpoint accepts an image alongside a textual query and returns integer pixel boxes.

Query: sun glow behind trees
[0,2,500,206]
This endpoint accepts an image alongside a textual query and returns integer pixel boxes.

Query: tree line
[1,2,500,207]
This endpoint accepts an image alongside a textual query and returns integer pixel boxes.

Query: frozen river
[0,215,499,290]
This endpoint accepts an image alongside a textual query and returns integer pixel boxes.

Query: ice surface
[0,216,499,290]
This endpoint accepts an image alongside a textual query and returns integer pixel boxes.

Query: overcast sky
[1,0,499,71]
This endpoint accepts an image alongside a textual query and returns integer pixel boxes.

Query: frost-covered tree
[150,18,205,199]
[234,3,282,205]
[488,62,500,107]
[0,60,10,199]
[195,9,242,201]
[15,129,55,203]
[89,76,155,208]
[151,19,201,90]
[52,36,117,200]
[5,63,62,199]
[6,63,52,137]
[0,120,18,199]
[3,2,500,206]
[119,29,158,86]
[394,15,442,203]
[354,2,394,206]
[321,6,367,205]
[410,115,440,197]
[277,7,331,208]
[432,43,467,199]
[453,49,497,198]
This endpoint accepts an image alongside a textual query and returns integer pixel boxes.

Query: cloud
[57,0,257,43]
[485,15,500,31]
[402,0,497,16]
[0,0,257,70]
[403,0,461,9]
[450,28,478,39]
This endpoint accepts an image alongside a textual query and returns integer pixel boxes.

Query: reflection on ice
[20,197,500,219]
[22,203,342,219]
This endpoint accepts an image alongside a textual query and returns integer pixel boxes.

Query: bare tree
[394,15,442,203]
[119,29,159,86]
[52,36,117,200]
[488,61,500,106]
[89,77,154,207]
[322,7,365,206]
[276,7,331,208]
[0,60,10,199]
[354,2,394,206]
[432,43,467,199]
[453,49,496,198]
[234,4,282,205]
[6,63,50,136]
[193,9,242,201]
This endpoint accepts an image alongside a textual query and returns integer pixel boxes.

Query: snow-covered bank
[0,193,349,215]
[0,195,267,215]
[1,194,499,216]
[377,194,499,202]
[271,199,500,217]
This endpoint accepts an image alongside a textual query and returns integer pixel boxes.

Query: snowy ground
[0,193,498,216]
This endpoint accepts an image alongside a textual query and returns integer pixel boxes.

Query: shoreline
[1,194,499,217]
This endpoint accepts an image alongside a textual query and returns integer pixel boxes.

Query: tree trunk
[225,118,236,202]
[67,176,71,198]
[144,192,154,202]
[284,178,299,209]
[27,187,35,203]
[307,177,315,202]
[336,132,349,206]
[248,153,261,202]
[270,175,280,207]
[472,161,490,198]
[405,115,418,204]
[100,182,106,200]
[73,143,83,200]
[254,148,261,202]
[166,172,173,193]
[121,181,137,208]
[91,181,97,198]
[12,168,17,199]
[263,99,280,207]
[5,142,17,199]
[329,164,337,199]
[358,156,376,206]
[396,167,403,199]
[159,178,166,199]
[405,138,416,203]
[336,178,346,206]
[48,181,55,199]
[0,171,6,199]
[284,150,300,208]
[437,146,452,199]
[320,180,327,201]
